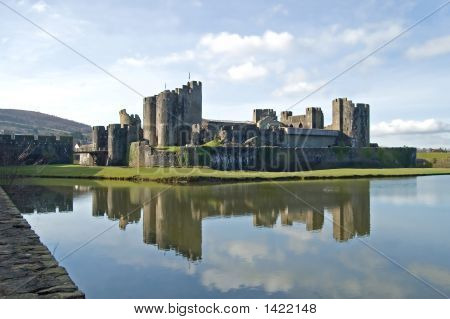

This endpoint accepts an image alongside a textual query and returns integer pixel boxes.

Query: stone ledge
[0,186,84,299]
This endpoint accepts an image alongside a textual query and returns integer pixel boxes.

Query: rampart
[129,143,416,171]
[0,134,73,165]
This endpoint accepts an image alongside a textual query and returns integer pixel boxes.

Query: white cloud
[372,119,450,136]
[406,35,450,59]
[227,241,268,263]
[31,1,48,13]
[227,61,267,81]
[200,30,293,55]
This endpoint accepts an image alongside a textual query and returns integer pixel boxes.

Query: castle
[75,80,414,170]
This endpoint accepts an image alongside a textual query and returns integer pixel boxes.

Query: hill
[0,109,91,142]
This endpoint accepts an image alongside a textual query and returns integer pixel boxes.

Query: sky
[0,0,450,148]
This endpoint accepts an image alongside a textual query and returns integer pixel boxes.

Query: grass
[417,152,450,160]
[202,139,223,147]
[2,164,450,184]
[417,152,450,168]
[155,146,181,152]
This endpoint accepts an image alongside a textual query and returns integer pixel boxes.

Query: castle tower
[143,96,157,146]
[332,98,370,147]
[280,111,292,124]
[253,109,277,123]
[119,109,141,145]
[107,124,128,166]
[155,81,203,147]
[184,81,202,127]
[156,90,178,147]
[332,98,354,135]
[306,107,324,129]
[353,103,370,147]
[92,126,107,150]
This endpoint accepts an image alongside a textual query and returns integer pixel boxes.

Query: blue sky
[0,0,449,147]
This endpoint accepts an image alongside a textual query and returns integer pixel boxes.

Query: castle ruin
[75,80,416,170]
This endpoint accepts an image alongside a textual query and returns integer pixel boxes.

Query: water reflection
[5,180,370,261]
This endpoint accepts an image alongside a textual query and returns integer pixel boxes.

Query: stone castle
[79,80,371,166]
[76,80,415,170]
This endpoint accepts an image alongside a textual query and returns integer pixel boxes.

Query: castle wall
[281,108,324,129]
[107,124,128,166]
[253,109,276,123]
[0,134,73,165]
[143,96,157,146]
[153,81,202,147]
[331,98,370,147]
[184,81,202,127]
[129,144,417,171]
[306,107,324,129]
[92,126,108,150]
[156,90,179,146]
[119,109,141,145]
[282,128,340,148]
[353,103,370,147]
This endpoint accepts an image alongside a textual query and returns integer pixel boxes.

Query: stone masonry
[0,187,84,299]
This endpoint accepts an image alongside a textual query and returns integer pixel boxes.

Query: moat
[3,176,450,298]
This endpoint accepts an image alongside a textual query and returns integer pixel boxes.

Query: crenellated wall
[143,81,202,147]
[0,134,73,165]
[331,98,370,147]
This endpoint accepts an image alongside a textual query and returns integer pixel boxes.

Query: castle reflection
[5,179,371,261]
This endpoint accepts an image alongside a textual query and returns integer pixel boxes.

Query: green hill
[0,109,91,142]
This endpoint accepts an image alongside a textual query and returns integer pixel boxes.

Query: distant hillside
[0,109,91,142]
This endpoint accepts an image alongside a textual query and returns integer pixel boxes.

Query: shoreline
[0,187,84,299]
[3,165,450,184]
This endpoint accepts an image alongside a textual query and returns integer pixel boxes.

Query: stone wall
[143,96,157,146]
[331,98,370,147]
[129,144,417,171]
[145,81,202,147]
[253,109,277,123]
[92,126,107,150]
[0,187,84,298]
[0,134,73,165]
[107,124,128,166]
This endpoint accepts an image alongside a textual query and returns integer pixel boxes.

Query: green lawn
[417,152,450,160]
[2,165,450,183]
[417,152,450,168]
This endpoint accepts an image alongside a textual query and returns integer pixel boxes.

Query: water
[3,176,450,298]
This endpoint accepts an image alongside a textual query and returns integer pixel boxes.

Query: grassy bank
[417,152,450,168]
[2,165,450,184]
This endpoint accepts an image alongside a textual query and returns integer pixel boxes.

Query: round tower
[156,90,178,146]
[143,96,157,146]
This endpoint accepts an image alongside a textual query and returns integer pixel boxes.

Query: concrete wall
[0,134,73,165]
[129,143,417,171]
